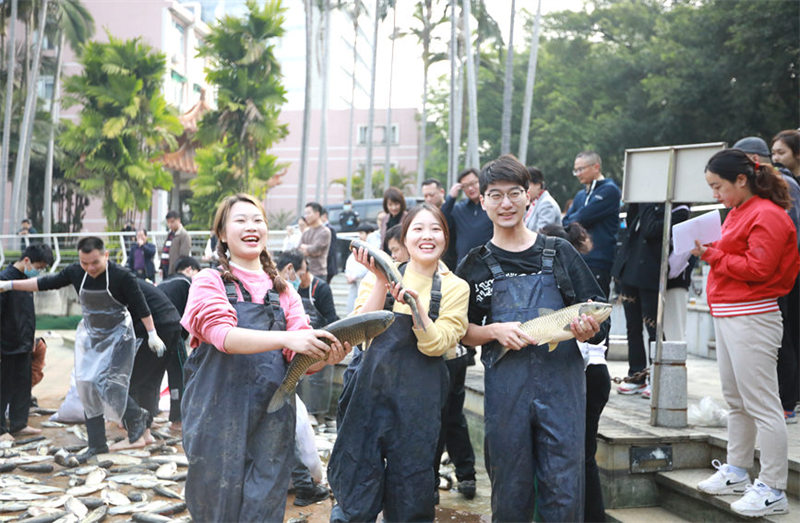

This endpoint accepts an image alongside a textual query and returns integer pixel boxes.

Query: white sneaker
[616,381,646,395]
[730,479,789,517]
[697,459,750,495]
[641,385,651,400]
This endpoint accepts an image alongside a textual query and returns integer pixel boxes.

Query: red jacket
[703,195,799,317]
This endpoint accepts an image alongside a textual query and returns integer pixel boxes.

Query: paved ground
[14,330,798,521]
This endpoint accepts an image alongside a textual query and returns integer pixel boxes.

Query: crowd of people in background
[1,128,799,521]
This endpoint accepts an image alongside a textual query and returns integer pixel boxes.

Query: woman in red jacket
[692,148,798,518]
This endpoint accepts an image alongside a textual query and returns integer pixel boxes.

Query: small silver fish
[152,485,182,500]
[100,489,129,507]
[84,469,106,487]
[94,454,141,466]
[146,456,187,467]
[107,501,170,516]
[40,422,67,429]
[64,497,88,519]
[154,462,176,480]
[65,485,104,498]
[79,505,107,523]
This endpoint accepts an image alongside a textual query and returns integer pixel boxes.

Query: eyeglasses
[484,188,527,205]
[572,165,592,176]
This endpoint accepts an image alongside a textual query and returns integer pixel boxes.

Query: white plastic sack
[50,370,86,423]
[688,396,728,427]
[295,395,323,483]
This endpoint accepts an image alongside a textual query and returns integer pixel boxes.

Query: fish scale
[496,302,613,363]
[265,311,396,413]
[349,239,426,329]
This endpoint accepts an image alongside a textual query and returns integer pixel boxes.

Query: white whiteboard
[622,142,726,203]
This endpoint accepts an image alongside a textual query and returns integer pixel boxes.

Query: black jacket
[127,242,156,280]
[0,265,35,355]
[612,203,693,291]
[132,279,182,339]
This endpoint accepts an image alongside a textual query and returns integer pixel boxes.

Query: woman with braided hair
[180,193,351,522]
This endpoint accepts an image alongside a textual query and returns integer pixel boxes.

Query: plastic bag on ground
[688,396,728,427]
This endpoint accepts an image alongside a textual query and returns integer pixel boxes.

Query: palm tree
[500,0,515,155]
[10,0,50,232]
[298,0,313,217]
[409,0,446,189]
[0,0,18,235]
[44,0,95,235]
[518,0,542,164]
[382,2,397,192]
[363,0,382,199]
[462,0,478,170]
[314,0,331,204]
[345,0,366,201]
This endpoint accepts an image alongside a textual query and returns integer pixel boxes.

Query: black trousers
[0,352,32,433]
[778,276,800,411]
[434,355,476,484]
[129,327,182,418]
[619,282,658,382]
[585,364,610,522]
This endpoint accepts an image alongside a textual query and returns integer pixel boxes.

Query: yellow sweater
[353,262,469,357]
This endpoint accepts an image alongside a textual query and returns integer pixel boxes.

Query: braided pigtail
[260,250,286,293]
[216,240,239,283]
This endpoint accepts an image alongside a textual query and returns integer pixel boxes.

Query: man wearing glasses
[443,168,494,265]
[456,154,607,521]
[563,151,621,301]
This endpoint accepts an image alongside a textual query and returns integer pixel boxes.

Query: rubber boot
[75,415,108,463]
[123,404,152,443]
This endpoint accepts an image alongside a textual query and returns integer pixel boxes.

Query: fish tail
[266,385,290,414]
[496,346,509,363]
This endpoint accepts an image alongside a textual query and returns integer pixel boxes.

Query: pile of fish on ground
[0,409,188,523]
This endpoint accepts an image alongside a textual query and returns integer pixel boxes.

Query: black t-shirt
[157,274,192,316]
[133,279,181,338]
[37,261,151,321]
[455,234,608,344]
[0,265,35,354]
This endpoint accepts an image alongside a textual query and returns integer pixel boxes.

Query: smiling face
[705,170,752,208]
[403,209,445,264]
[460,172,481,202]
[481,181,530,229]
[220,201,269,263]
[386,199,402,217]
[79,249,109,279]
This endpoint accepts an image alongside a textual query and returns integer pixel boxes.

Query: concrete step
[656,468,798,522]
[606,506,692,522]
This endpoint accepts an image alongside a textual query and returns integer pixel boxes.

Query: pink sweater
[181,264,311,357]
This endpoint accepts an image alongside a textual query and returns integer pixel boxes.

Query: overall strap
[266,289,281,314]
[479,242,506,280]
[428,270,442,321]
[541,236,557,274]
[383,263,407,311]
[218,268,252,304]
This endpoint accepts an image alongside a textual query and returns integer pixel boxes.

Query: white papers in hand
[672,210,722,255]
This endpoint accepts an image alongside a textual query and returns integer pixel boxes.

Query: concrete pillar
[650,340,687,428]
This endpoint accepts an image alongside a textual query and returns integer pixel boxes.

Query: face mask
[343,204,352,212]
[289,278,300,290]
[24,267,40,278]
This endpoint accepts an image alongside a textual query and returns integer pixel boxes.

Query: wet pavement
[6,332,491,522]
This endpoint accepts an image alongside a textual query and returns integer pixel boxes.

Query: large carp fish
[349,239,426,330]
[494,302,613,364]
[266,311,396,413]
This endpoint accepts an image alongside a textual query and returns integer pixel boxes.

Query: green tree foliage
[330,166,416,200]
[427,0,799,204]
[59,33,181,229]
[189,0,288,227]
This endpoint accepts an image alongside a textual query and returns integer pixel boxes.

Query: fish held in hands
[266,311,395,413]
[349,239,426,329]
[496,302,612,364]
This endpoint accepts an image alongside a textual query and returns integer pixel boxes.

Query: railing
[0,230,289,273]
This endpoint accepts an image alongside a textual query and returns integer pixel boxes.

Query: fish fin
[266,387,289,414]
[548,342,559,352]
[495,346,510,363]
[406,294,426,332]
[363,338,372,351]
[538,307,555,316]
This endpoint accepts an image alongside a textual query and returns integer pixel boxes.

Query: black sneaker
[124,409,152,443]
[293,483,330,506]
[458,479,476,500]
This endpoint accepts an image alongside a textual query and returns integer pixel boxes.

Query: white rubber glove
[0,280,12,292]
[147,330,166,357]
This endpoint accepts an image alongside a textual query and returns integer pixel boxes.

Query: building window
[37,76,54,103]
[171,70,187,109]
[357,124,399,146]
[174,21,185,53]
